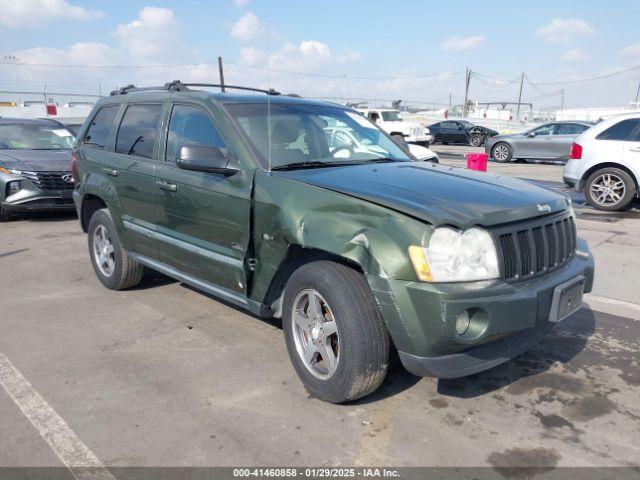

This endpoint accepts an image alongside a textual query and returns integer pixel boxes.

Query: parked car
[0,118,76,221]
[486,121,593,163]
[563,113,640,211]
[429,120,498,146]
[325,124,438,162]
[73,81,594,403]
[357,108,434,145]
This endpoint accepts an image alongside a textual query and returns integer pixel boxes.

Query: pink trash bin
[465,153,488,172]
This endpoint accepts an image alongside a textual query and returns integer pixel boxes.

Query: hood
[0,149,72,172]
[276,162,568,229]
[487,132,522,142]
[382,121,421,130]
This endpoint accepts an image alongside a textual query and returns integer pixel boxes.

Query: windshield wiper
[272,161,353,171]
[271,158,397,171]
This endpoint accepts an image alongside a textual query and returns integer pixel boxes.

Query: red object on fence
[46,104,57,116]
[465,153,488,172]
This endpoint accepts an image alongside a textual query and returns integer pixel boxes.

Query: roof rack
[179,82,280,95]
[110,80,280,96]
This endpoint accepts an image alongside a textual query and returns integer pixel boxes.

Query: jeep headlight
[423,127,431,134]
[409,227,499,282]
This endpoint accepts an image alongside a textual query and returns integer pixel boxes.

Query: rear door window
[84,105,119,149]
[115,104,163,158]
[556,123,589,135]
[597,119,640,141]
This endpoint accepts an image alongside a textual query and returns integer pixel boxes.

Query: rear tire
[282,261,390,403]
[492,142,513,163]
[584,168,635,211]
[87,208,144,290]
[0,207,11,222]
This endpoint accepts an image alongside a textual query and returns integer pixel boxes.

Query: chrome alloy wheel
[291,289,340,379]
[590,173,625,207]
[493,144,510,161]
[92,224,115,277]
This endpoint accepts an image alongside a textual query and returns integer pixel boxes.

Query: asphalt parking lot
[0,151,639,471]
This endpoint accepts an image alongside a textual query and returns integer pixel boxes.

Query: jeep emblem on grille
[61,174,74,183]
[537,204,552,213]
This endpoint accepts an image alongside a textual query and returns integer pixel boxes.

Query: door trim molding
[128,252,248,307]
[123,219,244,269]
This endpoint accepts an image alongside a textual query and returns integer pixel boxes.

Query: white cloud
[440,35,485,51]
[230,12,267,42]
[562,48,589,63]
[337,49,361,63]
[239,46,265,65]
[299,40,331,58]
[0,0,102,27]
[234,0,250,6]
[537,18,594,43]
[620,43,640,58]
[115,7,187,59]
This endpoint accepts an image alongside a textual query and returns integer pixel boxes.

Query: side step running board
[128,253,249,309]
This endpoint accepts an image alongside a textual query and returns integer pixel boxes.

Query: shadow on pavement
[437,308,596,399]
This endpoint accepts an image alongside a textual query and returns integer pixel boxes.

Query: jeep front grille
[21,171,74,191]
[492,212,577,282]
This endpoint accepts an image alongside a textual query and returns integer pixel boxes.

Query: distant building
[555,103,640,121]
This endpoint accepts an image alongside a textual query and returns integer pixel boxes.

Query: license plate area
[549,275,585,323]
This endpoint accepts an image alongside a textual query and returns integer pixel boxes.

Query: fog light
[8,181,20,195]
[455,310,471,335]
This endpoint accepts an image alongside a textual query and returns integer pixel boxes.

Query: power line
[525,64,640,86]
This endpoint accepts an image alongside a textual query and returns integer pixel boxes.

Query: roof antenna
[267,20,272,172]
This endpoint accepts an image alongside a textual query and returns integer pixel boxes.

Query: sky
[0,0,639,110]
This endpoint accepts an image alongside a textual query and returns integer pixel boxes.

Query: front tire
[584,168,635,211]
[282,261,390,403]
[469,134,484,147]
[87,208,144,290]
[492,142,513,163]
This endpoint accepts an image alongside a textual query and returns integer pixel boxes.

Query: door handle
[102,168,118,177]
[155,180,177,192]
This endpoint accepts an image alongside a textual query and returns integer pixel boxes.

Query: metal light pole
[2,55,20,94]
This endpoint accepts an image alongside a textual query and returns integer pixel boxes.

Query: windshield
[381,111,402,122]
[0,124,76,150]
[225,103,412,169]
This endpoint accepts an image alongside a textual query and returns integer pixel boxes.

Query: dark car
[72,81,594,403]
[429,120,499,146]
[0,118,77,221]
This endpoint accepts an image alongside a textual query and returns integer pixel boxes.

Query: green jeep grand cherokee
[73,82,595,403]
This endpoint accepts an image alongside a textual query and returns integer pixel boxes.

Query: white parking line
[585,294,640,320]
[0,353,115,480]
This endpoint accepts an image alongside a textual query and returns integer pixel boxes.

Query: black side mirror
[176,145,238,176]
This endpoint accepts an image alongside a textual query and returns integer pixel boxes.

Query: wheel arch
[80,194,108,232]
[260,245,366,317]
[579,162,639,195]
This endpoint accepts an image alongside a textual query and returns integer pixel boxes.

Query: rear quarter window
[596,119,640,141]
[84,105,119,149]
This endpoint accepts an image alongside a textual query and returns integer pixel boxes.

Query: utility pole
[560,88,565,111]
[635,79,640,104]
[516,72,524,120]
[218,56,226,93]
[449,92,452,111]
[463,68,471,117]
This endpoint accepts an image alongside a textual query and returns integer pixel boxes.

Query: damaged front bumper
[369,237,595,379]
